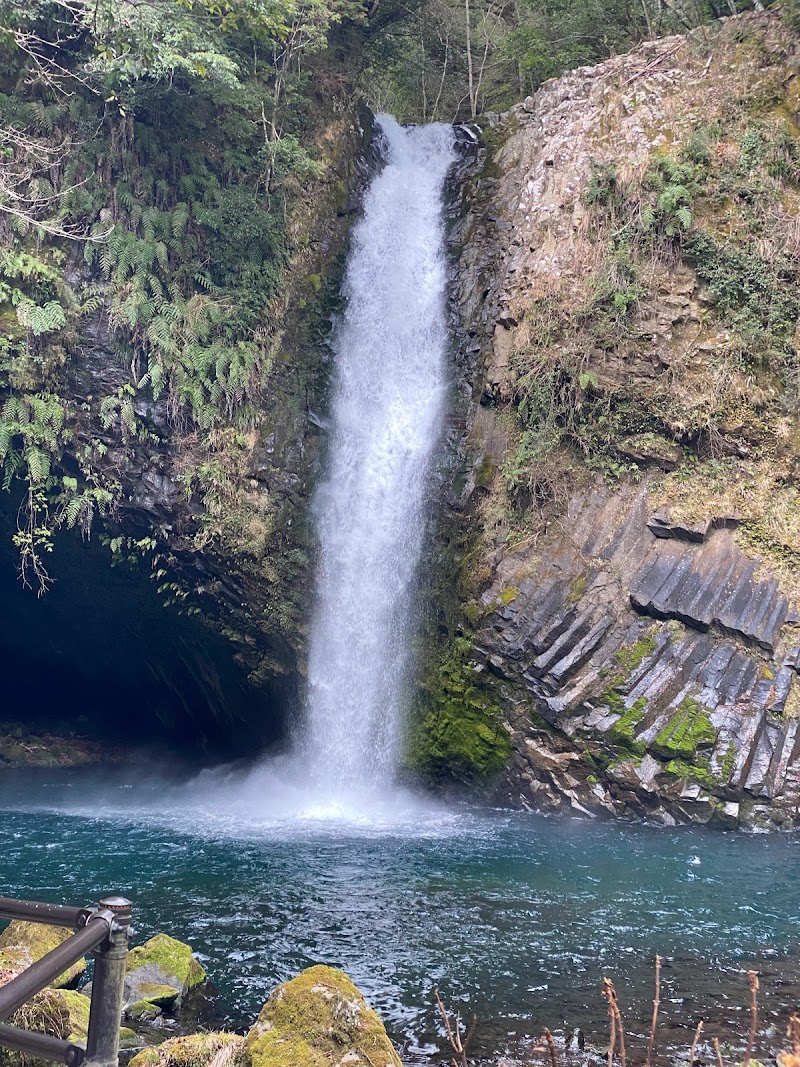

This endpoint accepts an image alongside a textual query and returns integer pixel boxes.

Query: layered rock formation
[435,9,800,829]
[478,484,800,828]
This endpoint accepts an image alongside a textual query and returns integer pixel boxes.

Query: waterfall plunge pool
[0,770,798,1065]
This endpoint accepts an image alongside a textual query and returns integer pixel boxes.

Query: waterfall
[303,115,457,799]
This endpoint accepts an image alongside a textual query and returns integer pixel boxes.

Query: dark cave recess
[0,506,290,761]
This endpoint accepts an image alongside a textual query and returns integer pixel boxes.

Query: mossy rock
[129,1032,244,1067]
[0,921,85,988]
[134,982,181,1007]
[0,989,90,1067]
[246,965,402,1067]
[124,933,206,1010]
[125,1000,163,1022]
[409,638,512,782]
[59,990,91,1042]
[652,697,716,759]
[119,1027,140,1050]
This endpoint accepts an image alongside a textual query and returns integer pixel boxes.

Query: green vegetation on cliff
[491,13,800,542]
[409,634,512,782]
[0,0,365,594]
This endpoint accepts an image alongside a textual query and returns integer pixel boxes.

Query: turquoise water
[0,769,799,1063]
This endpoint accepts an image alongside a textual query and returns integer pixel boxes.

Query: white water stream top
[304,116,457,799]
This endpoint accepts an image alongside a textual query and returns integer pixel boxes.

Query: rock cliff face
[0,106,376,749]
[435,9,800,829]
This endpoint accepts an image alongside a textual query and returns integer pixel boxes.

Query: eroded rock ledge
[478,484,800,829]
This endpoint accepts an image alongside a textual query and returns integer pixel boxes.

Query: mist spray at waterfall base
[208,115,459,826]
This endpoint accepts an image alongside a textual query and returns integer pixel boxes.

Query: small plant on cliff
[641,158,695,238]
[683,232,800,361]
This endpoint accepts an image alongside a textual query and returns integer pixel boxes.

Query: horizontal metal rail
[0,895,132,1067]
[0,913,112,1021]
[0,1023,85,1067]
[0,898,92,931]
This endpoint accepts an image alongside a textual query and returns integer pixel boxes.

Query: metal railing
[0,895,132,1067]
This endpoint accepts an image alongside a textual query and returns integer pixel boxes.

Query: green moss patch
[609,697,648,756]
[664,758,717,790]
[126,933,205,990]
[130,1033,244,1067]
[613,631,658,675]
[126,1000,163,1022]
[597,630,657,755]
[0,921,85,988]
[408,638,512,782]
[653,697,716,760]
[721,740,736,781]
[134,983,181,1008]
[246,965,401,1067]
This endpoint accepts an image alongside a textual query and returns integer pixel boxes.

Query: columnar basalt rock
[474,484,800,828]
[442,10,800,829]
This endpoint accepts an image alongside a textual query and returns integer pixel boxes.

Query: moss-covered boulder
[126,999,164,1022]
[123,933,207,1016]
[245,965,402,1067]
[129,1033,244,1067]
[0,988,147,1067]
[0,989,91,1067]
[0,922,85,988]
[119,1027,140,1050]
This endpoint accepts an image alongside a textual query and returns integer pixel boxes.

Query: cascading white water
[303,115,457,799]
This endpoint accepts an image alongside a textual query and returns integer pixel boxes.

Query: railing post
[83,897,132,1067]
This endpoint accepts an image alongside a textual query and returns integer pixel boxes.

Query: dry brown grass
[649,455,800,602]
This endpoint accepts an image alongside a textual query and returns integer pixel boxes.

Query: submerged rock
[0,921,85,988]
[245,964,402,1067]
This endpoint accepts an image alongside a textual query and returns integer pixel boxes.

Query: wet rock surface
[0,921,85,988]
[121,934,207,1018]
[246,965,402,1067]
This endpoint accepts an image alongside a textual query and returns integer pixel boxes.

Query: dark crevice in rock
[0,498,290,760]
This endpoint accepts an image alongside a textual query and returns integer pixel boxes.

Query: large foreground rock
[0,922,85,988]
[123,933,206,1017]
[0,987,91,1067]
[246,965,402,1067]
